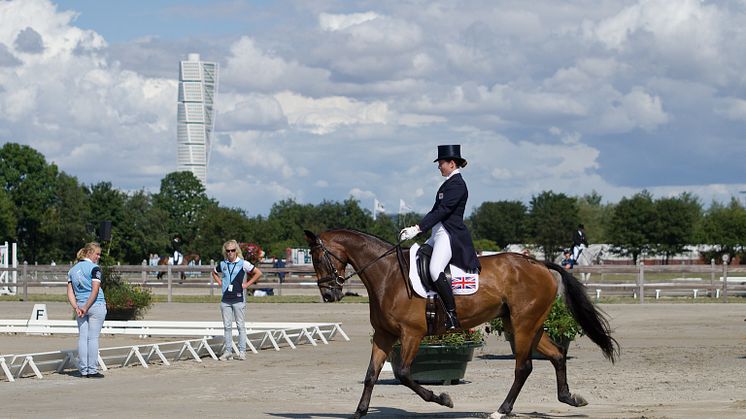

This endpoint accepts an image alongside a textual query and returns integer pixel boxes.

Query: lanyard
[226,260,240,282]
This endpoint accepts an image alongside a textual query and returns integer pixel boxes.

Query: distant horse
[156,253,200,281]
[304,229,618,418]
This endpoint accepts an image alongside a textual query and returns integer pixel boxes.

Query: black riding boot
[433,273,460,330]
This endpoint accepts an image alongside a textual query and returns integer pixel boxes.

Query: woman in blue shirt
[212,240,262,361]
[66,242,107,378]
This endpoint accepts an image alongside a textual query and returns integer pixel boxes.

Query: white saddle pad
[408,243,479,298]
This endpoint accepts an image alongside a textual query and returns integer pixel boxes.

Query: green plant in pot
[388,328,484,385]
[486,297,583,357]
[100,259,153,321]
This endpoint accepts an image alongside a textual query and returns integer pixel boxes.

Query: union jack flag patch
[450,273,478,295]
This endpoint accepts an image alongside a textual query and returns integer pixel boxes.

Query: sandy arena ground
[1,301,745,418]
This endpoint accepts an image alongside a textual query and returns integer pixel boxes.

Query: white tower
[177,53,218,186]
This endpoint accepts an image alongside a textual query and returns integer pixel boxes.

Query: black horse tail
[544,261,619,363]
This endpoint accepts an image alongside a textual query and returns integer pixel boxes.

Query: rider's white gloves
[399,225,421,241]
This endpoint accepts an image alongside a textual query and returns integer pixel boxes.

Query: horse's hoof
[573,394,588,407]
[498,404,512,415]
[559,393,588,407]
[437,392,453,408]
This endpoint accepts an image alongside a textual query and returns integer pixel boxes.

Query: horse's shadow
[266,408,589,418]
[477,354,575,361]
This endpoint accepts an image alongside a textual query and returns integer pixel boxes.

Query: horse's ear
[303,229,319,245]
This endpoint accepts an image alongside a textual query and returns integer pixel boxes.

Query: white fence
[0,317,349,382]
[0,242,18,295]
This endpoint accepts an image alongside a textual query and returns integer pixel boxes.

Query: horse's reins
[312,239,407,290]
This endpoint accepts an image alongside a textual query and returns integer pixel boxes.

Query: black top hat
[433,144,467,167]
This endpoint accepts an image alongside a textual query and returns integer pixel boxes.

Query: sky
[1,0,745,217]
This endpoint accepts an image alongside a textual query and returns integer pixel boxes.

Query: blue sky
[2,0,746,216]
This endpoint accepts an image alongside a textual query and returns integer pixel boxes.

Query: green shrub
[100,264,152,319]
[486,298,584,343]
[419,328,484,346]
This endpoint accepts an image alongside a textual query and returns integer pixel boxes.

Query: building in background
[176,53,218,186]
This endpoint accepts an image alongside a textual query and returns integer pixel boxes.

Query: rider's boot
[433,272,460,330]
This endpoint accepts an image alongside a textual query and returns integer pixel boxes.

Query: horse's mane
[325,228,394,248]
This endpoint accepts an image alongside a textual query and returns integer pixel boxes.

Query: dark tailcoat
[418,173,481,272]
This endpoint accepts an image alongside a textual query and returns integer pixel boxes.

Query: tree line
[1,143,744,265]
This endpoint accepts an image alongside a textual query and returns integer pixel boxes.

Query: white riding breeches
[572,244,586,261]
[425,222,452,282]
[173,251,183,265]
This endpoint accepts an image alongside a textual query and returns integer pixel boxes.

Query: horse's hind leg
[393,335,454,409]
[535,333,588,407]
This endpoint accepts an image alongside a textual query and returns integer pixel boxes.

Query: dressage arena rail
[2,262,746,302]
[0,263,367,300]
[0,319,350,382]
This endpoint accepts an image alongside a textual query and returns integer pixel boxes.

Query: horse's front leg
[353,332,396,419]
[393,335,454,409]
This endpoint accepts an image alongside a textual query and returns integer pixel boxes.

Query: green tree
[652,193,702,264]
[699,198,746,263]
[118,191,170,264]
[192,204,253,261]
[469,200,528,248]
[153,171,212,247]
[0,189,16,242]
[528,191,578,261]
[607,191,656,264]
[576,191,612,243]
[0,143,59,262]
[42,173,92,263]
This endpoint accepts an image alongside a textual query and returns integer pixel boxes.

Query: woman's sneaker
[236,352,246,361]
[218,352,233,361]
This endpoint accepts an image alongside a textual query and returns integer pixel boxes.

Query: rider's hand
[399,225,421,241]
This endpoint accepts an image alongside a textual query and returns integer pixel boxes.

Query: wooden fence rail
[2,261,746,303]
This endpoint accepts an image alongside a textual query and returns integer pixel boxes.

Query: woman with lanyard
[66,242,107,378]
[212,240,262,360]
[399,145,481,330]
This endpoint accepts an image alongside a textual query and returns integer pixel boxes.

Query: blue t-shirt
[67,259,106,306]
[214,258,255,303]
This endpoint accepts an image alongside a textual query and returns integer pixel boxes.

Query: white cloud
[0,0,744,217]
[221,36,330,93]
[274,91,391,135]
[319,12,379,32]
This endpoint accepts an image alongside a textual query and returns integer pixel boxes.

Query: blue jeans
[77,303,107,375]
[220,301,246,353]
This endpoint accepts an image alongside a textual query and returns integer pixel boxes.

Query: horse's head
[304,229,347,303]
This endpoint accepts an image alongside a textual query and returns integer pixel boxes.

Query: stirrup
[445,311,460,330]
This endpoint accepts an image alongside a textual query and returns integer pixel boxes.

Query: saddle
[413,243,479,335]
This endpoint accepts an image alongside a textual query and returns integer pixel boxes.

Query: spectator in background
[561,249,574,270]
[67,242,107,378]
[212,239,262,361]
[273,256,286,284]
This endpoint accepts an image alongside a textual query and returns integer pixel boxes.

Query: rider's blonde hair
[76,242,101,262]
[222,240,243,259]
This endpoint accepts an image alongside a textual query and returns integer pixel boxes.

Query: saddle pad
[408,243,478,297]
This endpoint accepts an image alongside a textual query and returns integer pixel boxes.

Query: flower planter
[388,341,483,385]
[105,307,137,321]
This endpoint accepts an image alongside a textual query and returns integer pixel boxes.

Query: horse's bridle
[311,239,405,292]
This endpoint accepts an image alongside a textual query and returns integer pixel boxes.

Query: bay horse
[304,229,618,418]
[156,253,200,281]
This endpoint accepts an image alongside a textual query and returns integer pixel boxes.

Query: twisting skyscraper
[177,53,218,186]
